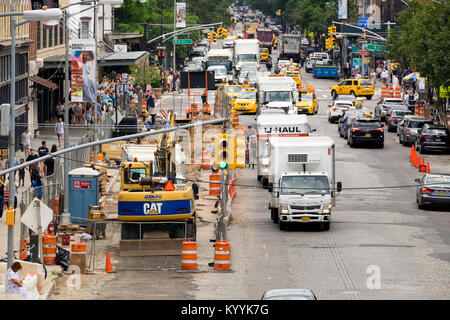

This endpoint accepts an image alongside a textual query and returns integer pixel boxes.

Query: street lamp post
[1,5,62,268]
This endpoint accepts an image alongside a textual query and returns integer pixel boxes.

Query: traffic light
[276,9,281,16]
[331,38,336,49]
[222,29,228,39]
[331,25,336,35]
[234,137,245,169]
[328,26,333,36]
[214,133,229,169]
[362,29,366,40]
[217,27,223,39]
[325,38,331,50]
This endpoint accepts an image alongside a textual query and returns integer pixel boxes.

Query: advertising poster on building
[338,0,348,20]
[70,39,97,103]
[176,2,186,28]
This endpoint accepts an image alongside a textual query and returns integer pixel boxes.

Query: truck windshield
[280,176,329,195]
[265,91,292,102]
[238,54,257,62]
[124,168,147,184]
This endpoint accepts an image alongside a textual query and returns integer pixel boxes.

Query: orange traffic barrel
[200,149,212,170]
[388,86,394,97]
[43,234,57,264]
[394,86,402,98]
[96,153,104,162]
[214,240,231,271]
[381,86,390,98]
[209,173,221,196]
[181,241,198,270]
[419,106,425,117]
[90,151,94,162]
[202,103,211,115]
[231,112,239,127]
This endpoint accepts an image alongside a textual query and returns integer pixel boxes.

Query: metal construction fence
[51,216,192,272]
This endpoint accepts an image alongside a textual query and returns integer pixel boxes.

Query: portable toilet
[68,167,100,226]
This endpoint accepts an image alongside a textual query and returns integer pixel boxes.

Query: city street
[50,59,450,300]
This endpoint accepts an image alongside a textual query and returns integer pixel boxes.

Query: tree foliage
[387,0,450,89]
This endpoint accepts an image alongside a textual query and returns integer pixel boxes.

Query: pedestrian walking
[167,72,173,93]
[18,159,25,187]
[381,69,389,86]
[56,101,65,121]
[370,69,376,83]
[146,91,156,126]
[38,141,49,158]
[26,149,39,184]
[55,117,64,149]
[0,154,6,171]
[21,127,33,158]
[44,145,57,177]
[32,174,44,200]
[392,74,399,88]
[5,262,27,299]
[84,104,92,126]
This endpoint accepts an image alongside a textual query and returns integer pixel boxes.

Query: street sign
[360,50,367,56]
[364,44,386,51]
[21,199,54,234]
[172,39,193,45]
[358,17,368,28]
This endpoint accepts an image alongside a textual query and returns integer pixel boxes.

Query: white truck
[256,76,298,114]
[267,136,342,231]
[256,114,313,187]
[233,39,260,71]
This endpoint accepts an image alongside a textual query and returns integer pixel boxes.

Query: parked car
[327,100,353,123]
[374,98,404,122]
[397,116,433,146]
[261,289,317,300]
[387,110,412,132]
[347,118,384,148]
[330,79,374,100]
[415,173,450,209]
[414,124,450,154]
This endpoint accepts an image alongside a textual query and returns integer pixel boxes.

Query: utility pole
[93,4,99,163]
[173,0,176,73]
[8,0,17,269]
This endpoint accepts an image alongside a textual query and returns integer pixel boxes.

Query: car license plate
[365,133,371,137]
[240,107,246,110]
[438,191,445,195]
[435,138,441,141]
[301,217,310,221]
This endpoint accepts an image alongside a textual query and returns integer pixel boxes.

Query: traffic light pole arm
[147,22,223,45]
[332,21,386,41]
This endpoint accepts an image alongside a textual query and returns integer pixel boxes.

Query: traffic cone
[103,251,114,274]
[415,154,420,168]
[426,162,430,174]
[410,145,416,163]
[420,156,424,167]
[19,239,27,260]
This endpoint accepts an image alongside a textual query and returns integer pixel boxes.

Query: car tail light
[390,117,397,122]
[421,187,433,193]
[406,129,410,135]
[423,135,432,139]
[351,128,361,132]
[376,128,384,132]
[332,107,339,111]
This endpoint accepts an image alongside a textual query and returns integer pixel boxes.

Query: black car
[415,124,450,154]
[415,174,450,209]
[347,118,384,148]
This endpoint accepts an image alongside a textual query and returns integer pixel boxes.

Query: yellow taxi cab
[296,91,318,115]
[259,48,269,61]
[282,69,302,86]
[330,78,374,100]
[217,83,242,106]
[231,88,258,114]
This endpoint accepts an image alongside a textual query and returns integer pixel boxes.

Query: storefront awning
[29,76,59,91]
[42,51,149,69]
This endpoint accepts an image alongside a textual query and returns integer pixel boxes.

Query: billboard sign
[70,39,97,103]
[176,2,186,28]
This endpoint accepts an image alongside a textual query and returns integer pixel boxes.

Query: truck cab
[256,76,298,114]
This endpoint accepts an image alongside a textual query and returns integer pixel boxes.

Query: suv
[330,79,374,100]
[374,98,405,122]
[347,118,384,148]
[397,116,433,146]
[415,124,450,154]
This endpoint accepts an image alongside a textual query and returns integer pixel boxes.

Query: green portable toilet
[68,167,100,226]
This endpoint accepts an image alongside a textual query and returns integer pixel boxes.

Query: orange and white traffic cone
[426,162,430,174]
[103,251,114,274]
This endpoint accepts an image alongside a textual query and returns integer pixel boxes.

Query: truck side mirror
[336,181,342,192]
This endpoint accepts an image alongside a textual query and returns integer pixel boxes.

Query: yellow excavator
[117,111,197,241]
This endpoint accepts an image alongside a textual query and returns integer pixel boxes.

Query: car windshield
[355,121,380,128]
[265,91,292,102]
[239,91,256,99]
[336,103,352,108]
[389,105,407,110]
[385,100,403,105]
[226,86,242,93]
[209,68,226,75]
[393,111,412,117]
[238,54,257,62]
[280,176,329,195]
[242,64,257,71]
[337,95,355,102]
[124,168,146,185]
[425,128,448,135]
[409,121,430,128]
[426,175,450,185]
[360,80,373,86]
[300,94,312,101]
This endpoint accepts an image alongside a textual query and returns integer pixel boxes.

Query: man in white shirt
[21,127,33,158]
[55,117,64,149]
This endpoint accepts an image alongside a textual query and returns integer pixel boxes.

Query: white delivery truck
[256,114,312,187]
[233,39,260,71]
[267,136,342,231]
[256,76,298,114]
